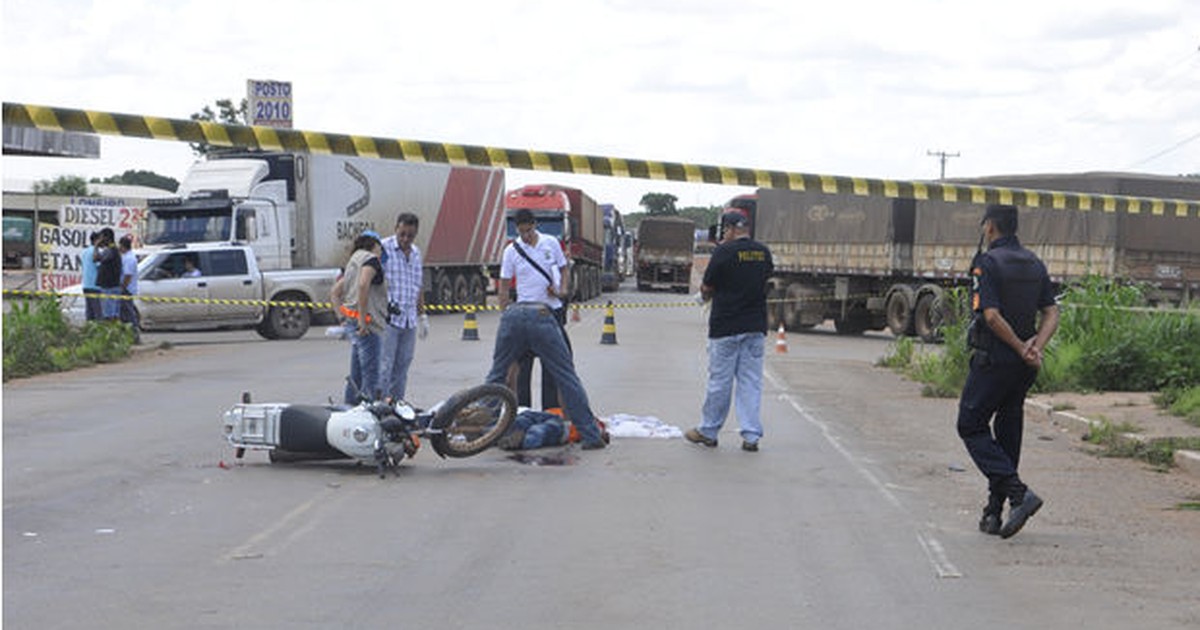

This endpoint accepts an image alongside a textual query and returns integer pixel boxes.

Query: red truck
[504,184,604,302]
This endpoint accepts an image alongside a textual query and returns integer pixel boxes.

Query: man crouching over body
[483,209,608,450]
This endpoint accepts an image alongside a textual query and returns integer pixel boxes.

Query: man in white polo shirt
[484,209,606,450]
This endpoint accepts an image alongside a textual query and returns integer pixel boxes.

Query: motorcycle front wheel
[429,383,517,458]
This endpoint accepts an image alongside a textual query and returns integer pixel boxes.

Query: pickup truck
[62,244,338,339]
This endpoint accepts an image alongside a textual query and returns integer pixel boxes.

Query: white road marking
[767,366,963,579]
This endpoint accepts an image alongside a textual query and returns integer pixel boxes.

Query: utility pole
[927,149,960,180]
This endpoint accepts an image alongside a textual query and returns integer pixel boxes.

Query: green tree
[91,169,179,192]
[640,192,679,215]
[677,205,723,229]
[32,175,92,197]
[190,98,248,156]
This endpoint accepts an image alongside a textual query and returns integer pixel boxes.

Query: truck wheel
[468,274,486,306]
[913,290,944,343]
[453,274,470,306]
[261,293,311,340]
[571,268,583,302]
[434,272,454,309]
[884,285,916,337]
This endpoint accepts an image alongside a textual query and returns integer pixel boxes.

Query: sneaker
[580,439,606,450]
[741,440,759,452]
[685,428,717,448]
[999,490,1044,539]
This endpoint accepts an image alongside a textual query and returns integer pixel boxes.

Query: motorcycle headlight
[393,401,416,421]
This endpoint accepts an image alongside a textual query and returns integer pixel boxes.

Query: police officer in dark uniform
[958,204,1059,539]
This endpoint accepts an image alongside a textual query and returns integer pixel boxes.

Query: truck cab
[504,184,604,301]
[142,159,292,271]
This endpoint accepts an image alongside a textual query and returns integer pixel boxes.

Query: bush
[1155,385,1200,427]
[3,298,134,380]
[1054,277,1200,392]
[878,277,1199,398]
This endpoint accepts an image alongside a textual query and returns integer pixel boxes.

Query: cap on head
[981,204,1018,226]
[513,209,536,225]
[360,229,382,242]
[720,211,749,228]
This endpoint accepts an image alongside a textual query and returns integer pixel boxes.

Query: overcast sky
[3,0,1198,211]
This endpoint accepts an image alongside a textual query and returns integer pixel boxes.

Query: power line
[1126,129,1200,169]
[927,149,960,179]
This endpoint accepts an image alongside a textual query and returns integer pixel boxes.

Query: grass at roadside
[1083,418,1200,470]
[878,278,1200,468]
[3,297,135,381]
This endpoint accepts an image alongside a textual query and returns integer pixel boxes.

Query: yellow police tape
[3,101,1197,217]
[1,288,868,312]
[8,289,1192,319]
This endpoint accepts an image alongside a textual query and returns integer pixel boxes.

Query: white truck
[128,152,507,338]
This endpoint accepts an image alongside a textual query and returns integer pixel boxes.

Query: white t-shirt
[500,232,567,309]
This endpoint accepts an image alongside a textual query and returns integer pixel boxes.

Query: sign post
[246,79,293,128]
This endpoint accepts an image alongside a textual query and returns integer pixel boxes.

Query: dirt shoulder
[1025,391,1200,478]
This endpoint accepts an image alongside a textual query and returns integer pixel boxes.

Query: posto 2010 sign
[247,79,293,129]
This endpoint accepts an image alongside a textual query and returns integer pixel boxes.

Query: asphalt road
[4,286,1198,629]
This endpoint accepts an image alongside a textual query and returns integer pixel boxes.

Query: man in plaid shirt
[381,212,427,401]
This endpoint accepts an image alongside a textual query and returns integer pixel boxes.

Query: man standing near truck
[380,212,428,401]
[686,211,773,452]
[958,204,1059,539]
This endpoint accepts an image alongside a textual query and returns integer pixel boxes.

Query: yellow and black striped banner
[4,101,1197,217]
[1,288,873,312]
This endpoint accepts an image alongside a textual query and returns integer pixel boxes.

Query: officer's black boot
[1000,489,1043,539]
[979,493,1004,535]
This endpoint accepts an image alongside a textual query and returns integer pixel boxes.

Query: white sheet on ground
[601,414,683,439]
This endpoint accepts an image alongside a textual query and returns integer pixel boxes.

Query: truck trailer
[139,152,507,338]
[635,215,695,293]
[733,172,1200,340]
[600,203,630,292]
[503,184,604,302]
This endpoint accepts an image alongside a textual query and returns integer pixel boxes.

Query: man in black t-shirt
[685,211,774,452]
[93,228,123,320]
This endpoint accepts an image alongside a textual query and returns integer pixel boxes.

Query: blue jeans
[382,324,418,401]
[343,321,383,404]
[485,304,603,444]
[100,286,122,320]
[698,332,765,444]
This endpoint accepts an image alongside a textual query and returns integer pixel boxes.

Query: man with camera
[380,212,428,402]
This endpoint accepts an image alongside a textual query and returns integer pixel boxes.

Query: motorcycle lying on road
[222,384,518,478]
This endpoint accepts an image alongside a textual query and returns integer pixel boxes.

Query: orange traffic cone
[774,323,788,354]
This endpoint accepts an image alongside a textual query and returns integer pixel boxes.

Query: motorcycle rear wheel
[429,383,517,458]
